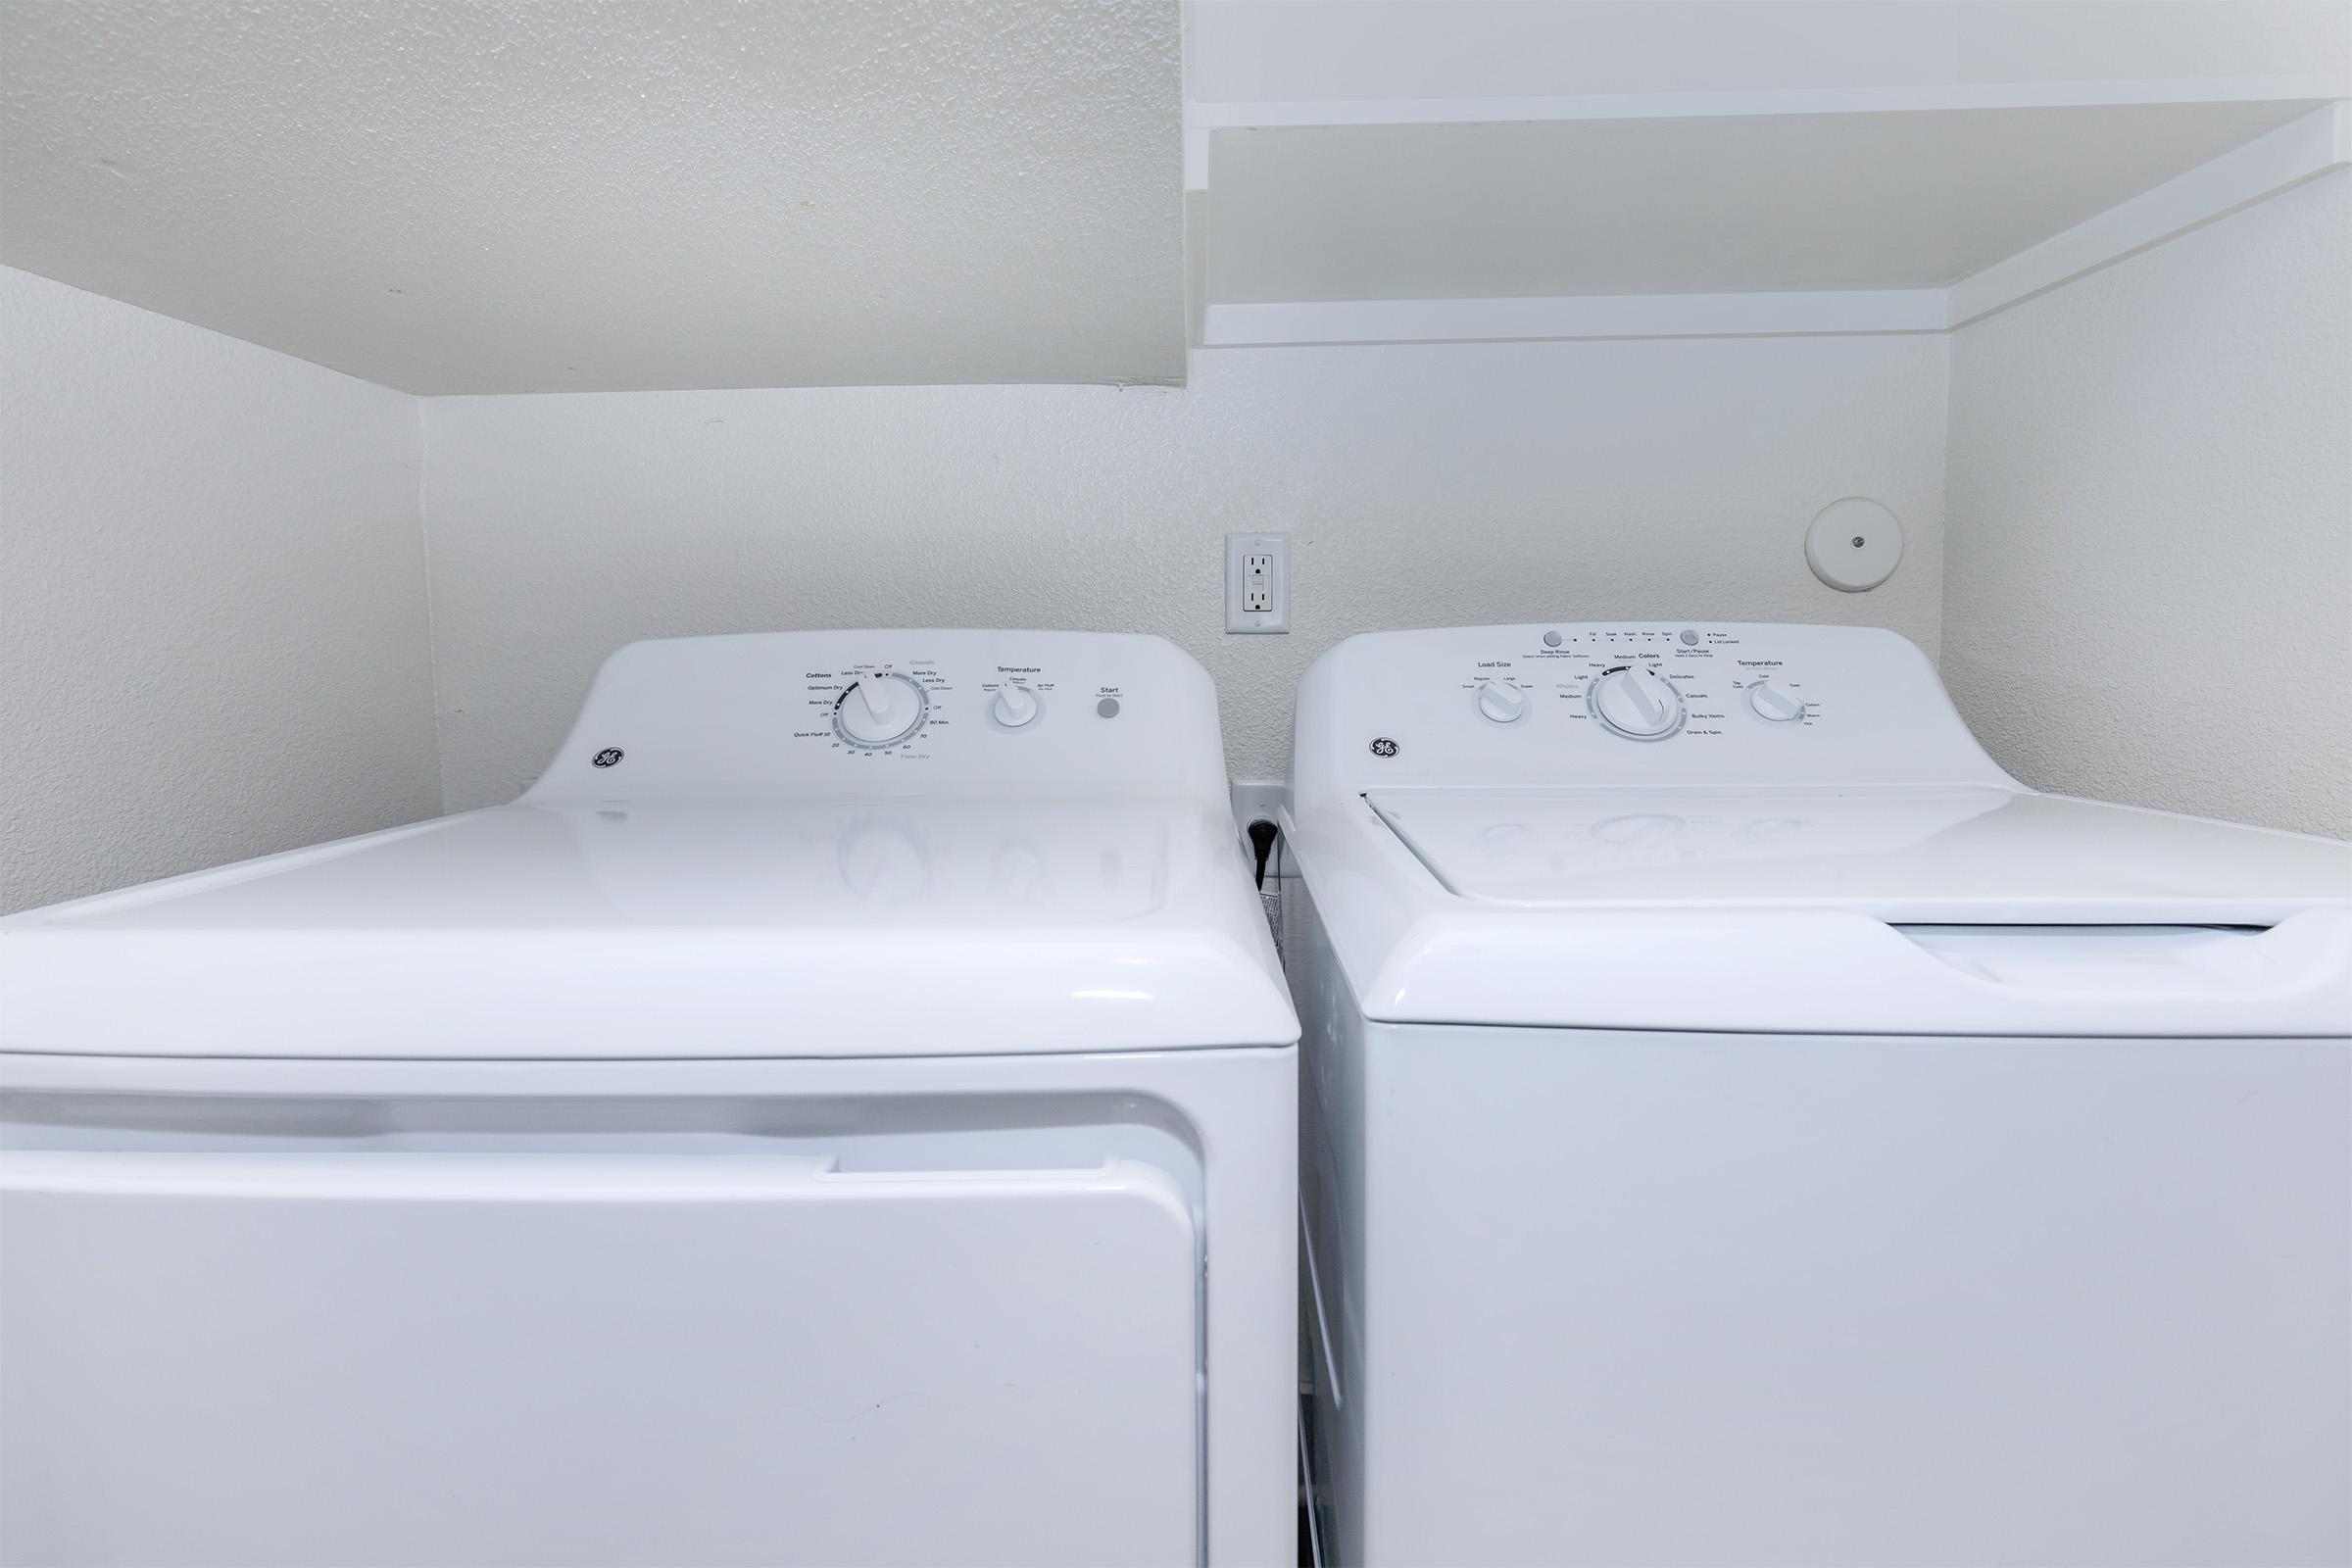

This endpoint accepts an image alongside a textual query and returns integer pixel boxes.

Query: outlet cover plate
[1229,778,1286,841]
[1225,532,1290,634]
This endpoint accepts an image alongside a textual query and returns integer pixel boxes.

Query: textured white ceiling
[0,0,1184,393]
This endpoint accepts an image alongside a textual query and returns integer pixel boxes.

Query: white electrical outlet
[1229,778,1286,840]
[1225,532,1289,634]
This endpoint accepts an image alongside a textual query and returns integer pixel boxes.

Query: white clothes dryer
[0,630,1298,1568]
[1283,622,2350,1568]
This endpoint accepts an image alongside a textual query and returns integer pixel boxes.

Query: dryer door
[0,1152,1199,1568]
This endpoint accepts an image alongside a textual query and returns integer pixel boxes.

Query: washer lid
[0,800,1296,1060]
[1368,787,2352,925]
[1283,786,2352,1037]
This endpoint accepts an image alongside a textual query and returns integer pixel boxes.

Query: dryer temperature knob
[991,683,1040,728]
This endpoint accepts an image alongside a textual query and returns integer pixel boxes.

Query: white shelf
[1190,98,2346,348]
[1946,98,2352,324]
[1182,0,2352,351]
[1182,76,2346,189]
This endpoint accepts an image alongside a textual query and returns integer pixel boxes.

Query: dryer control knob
[1589,666,1685,740]
[1747,680,1805,723]
[991,683,1040,728]
[1477,680,1529,724]
[834,672,928,748]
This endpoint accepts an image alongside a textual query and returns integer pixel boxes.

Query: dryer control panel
[1295,623,2015,797]
[524,630,1227,804]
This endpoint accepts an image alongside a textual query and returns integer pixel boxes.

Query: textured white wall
[0,268,440,913]
[1944,171,2351,839]
[421,335,1948,808]
[1,0,1184,393]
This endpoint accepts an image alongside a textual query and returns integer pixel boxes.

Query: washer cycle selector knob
[1747,680,1805,723]
[1588,666,1686,740]
[1477,679,1529,724]
[834,672,928,748]
[990,682,1040,728]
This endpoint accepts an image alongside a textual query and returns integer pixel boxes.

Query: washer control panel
[524,629,1224,802]
[1301,623,2011,793]
[1452,626,1819,744]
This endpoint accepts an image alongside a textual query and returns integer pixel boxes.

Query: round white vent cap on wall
[1805,497,1903,592]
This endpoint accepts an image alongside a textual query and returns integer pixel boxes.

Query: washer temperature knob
[1477,680,1529,724]
[991,683,1040,728]
[1589,666,1685,740]
[834,672,928,748]
[1747,680,1805,723]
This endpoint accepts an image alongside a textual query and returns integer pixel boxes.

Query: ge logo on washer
[591,748,625,768]
[1370,737,1399,758]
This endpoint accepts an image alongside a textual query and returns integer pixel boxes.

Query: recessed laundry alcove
[2,0,2346,919]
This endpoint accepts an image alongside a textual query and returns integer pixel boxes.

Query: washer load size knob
[834,672,929,748]
[1588,666,1686,740]
[1747,680,1805,723]
[1477,679,1529,724]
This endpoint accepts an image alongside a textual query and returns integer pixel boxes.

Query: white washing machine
[1283,623,2352,1568]
[0,630,1297,1568]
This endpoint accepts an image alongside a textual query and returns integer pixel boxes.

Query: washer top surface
[1286,624,2352,1038]
[1367,785,2352,921]
[1,630,1295,1061]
